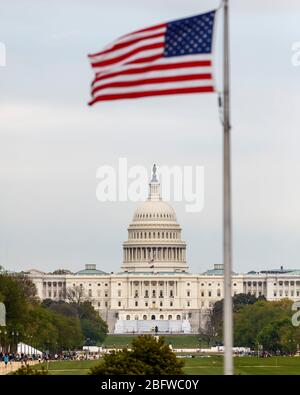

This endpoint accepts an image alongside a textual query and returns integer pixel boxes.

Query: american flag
[88,10,216,105]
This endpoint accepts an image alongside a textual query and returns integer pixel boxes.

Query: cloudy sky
[0,0,299,274]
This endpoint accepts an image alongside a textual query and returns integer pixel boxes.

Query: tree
[208,293,264,342]
[46,300,78,317]
[43,299,108,345]
[257,321,282,353]
[13,365,48,375]
[52,269,72,275]
[66,286,85,304]
[14,273,38,302]
[0,274,85,353]
[76,301,108,344]
[90,335,184,375]
[234,299,294,349]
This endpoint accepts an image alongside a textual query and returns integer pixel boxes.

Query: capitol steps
[114,319,191,334]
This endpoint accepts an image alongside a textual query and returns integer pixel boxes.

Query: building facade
[27,169,300,334]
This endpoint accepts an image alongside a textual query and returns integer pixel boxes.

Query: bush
[13,365,48,375]
[90,335,184,375]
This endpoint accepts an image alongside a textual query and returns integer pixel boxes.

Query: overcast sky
[0,0,299,274]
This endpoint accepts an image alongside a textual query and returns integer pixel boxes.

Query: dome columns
[123,246,186,263]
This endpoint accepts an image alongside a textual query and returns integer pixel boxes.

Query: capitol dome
[132,164,177,224]
[121,165,188,273]
[133,200,177,223]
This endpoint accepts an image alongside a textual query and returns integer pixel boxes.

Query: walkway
[0,360,39,375]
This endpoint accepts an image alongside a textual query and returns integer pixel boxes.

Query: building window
[145,302,148,307]
[88,289,92,297]
[208,291,212,297]
[160,301,163,307]
[126,315,130,320]
[160,315,164,320]
[118,301,121,307]
[143,315,147,320]
[170,301,173,307]
[118,290,121,297]
[98,302,101,307]
[187,301,190,307]
[176,315,181,320]
[187,291,190,297]
[135,301,138,307]
[201,291,204,297]
[168,315,172,320]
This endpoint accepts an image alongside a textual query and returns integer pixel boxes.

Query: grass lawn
[102,334,203,348]
[32,356,300,375]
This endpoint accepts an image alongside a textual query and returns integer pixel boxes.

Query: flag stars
[164,11,215,57]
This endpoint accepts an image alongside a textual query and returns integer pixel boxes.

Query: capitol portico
[27,167,300,334]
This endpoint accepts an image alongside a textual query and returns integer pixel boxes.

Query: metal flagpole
[222,0,233,375]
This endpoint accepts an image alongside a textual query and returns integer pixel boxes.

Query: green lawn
[33,356,300,375]
[102,334,203,348]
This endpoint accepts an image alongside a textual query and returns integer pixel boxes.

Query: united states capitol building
[27,168,300,334]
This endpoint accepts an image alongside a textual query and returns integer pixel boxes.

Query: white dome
[121,165,188,273]
[133,200,177,223]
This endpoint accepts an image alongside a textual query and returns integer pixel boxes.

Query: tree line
[0,271,107,353]
[206,294,300,354]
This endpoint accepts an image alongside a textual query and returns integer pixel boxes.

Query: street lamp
[16,332,19,354]
[11,331,15,354]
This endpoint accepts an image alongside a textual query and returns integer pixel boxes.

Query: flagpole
[223,0,233,375]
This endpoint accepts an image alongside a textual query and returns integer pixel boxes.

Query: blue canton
[164,11,215,57]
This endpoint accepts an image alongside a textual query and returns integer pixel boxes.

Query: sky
[0,0,299,274]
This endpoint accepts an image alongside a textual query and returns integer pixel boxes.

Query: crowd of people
[0,352,42,368]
